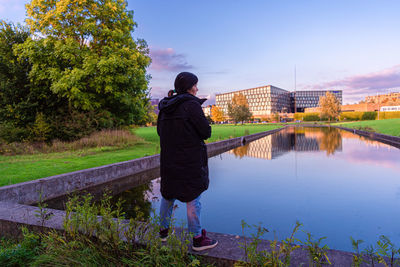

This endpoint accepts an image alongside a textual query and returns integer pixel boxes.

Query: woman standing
[157,72,218,251]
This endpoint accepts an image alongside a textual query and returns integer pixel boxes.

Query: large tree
[319,92,341,121]
[10,0,151,141]
[227,93,252,124]
[0,22,38,141]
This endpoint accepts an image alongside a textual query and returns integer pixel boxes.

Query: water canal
[114,126,400,252]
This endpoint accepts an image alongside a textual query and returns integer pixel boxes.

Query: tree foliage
[0,22,34,141]
[211,105,224,123]
[0,0,151,142]
[228,93,252,124]
[319,92,341,121]
[231,93,248,107]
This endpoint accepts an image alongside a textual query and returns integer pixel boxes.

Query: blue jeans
[159,195,201,236]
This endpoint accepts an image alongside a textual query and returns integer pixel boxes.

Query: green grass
[208,124,283,142]
[333,118,400,137]
[0,124,282,186]
[0,144,158,187]
[134,123,283,144]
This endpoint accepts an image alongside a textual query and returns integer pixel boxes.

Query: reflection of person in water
[157,72,218,251]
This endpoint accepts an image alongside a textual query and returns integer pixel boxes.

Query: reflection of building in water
[230,127,343,160]
[292,133,320,152]
[231,134,289,160]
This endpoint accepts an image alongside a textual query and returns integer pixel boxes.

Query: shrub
[294,113,305,121]
[0,123,30,143]
[339,112,364,121]
[32,113,51,142]
[379,111,400,120]
[361,112,377,120]
[0,129,141,155]
[303,113,320,121]
[339,111,400,121]
[0,228,41,266]
[294,112,321,121]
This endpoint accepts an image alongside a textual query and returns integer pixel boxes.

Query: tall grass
[0,129,142,156]
[0,193,207,267]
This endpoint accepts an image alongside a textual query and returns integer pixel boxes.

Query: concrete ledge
[0,154,161,205]
[0,201,384,267]
[0,127,285,205]
[334,126,400,149]
[0,201,65,238]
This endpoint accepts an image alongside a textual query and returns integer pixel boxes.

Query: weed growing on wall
[350,235,400,266]
[236,220,302,266]
[34,190,54,229]
[350,236,365,266]
[299,232,331,266]
[375,235,400,267]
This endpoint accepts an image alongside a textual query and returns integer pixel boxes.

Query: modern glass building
[215,85,291,116]
[291,90,342,112]
[215,86,342,116]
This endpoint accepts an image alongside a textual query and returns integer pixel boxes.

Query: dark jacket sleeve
[156,112,161,136]
[184,100,211,140]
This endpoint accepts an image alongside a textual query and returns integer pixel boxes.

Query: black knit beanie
[174,72,198,94]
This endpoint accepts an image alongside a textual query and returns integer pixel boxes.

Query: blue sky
[2,0,400,104]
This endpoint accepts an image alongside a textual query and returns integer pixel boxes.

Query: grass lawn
[333,118,400,137]
[0,124,282,186]
[134,123,284,145]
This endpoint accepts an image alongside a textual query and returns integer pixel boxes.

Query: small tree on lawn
[227,93,252,124]
[211,105,225,123]
[319,92,341,121]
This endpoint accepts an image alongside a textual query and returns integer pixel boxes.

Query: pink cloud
[149,48,193,71]
[337,144,400,172]
[303,65,400,102]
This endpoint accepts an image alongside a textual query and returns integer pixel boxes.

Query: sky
[1,0,400,104]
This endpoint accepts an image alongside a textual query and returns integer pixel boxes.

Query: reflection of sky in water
[141,127,400,252]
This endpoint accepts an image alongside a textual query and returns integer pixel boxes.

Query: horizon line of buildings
[214,85,342,116]
[151,86,400,118]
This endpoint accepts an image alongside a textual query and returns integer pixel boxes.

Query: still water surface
[116,127,400,251]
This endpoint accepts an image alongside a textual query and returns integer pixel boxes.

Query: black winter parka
[157,93,211,202]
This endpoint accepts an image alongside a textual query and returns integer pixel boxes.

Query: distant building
[291,90,342,112]
[365,92,400,103]
[305,92,400,113]
[215,85,342,117]
[202,105,213,117]
[381,105,400,112]
[216,85,290,116]
[339,103,379,112]
[306,102,379,113]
